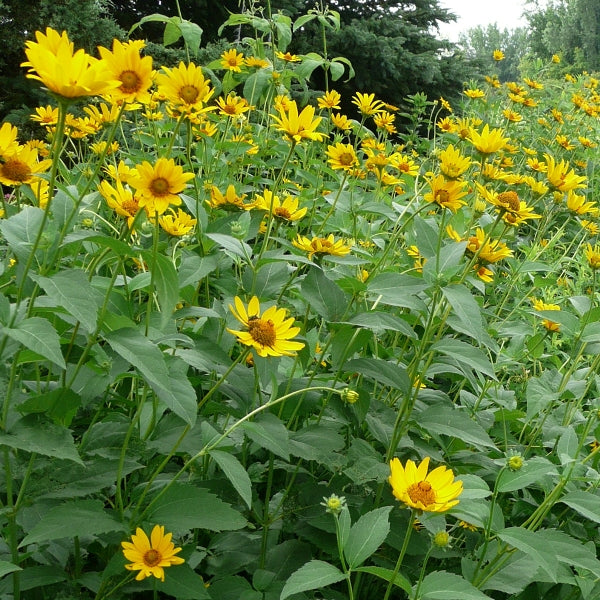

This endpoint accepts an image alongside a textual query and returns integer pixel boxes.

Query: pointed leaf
[280,560,345,600]
[301,267,349,321]
[210,450,252,509]
[4,317,65,369]
[431,338,496,379]
[419,571,492,599]
[140,251,180,326]
[344,507,391,568]
[344,357,410,393]
[560,491,600,524]
[242,413,289,460]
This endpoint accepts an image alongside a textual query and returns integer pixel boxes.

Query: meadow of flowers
[2,5,600,600]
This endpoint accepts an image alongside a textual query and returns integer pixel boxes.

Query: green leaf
[0,415,82,463]
[157,564,210,599]
[526,369,561,420]
[148,484,246,532]
[31,269,101,333]
[497,457,557,492]
[243,68,273,105]
[178,20,203,57]
[344,507,391,568]
[0,206,45,261]
[280,560,346,600]
[163,17,182,46]
[0,561,21,578]
[560,491,600,524]
[4,317,65,369]
[417,404,496,449]
[128,12,170,35]
[17,387,81,426]
[0,565,65,592]
[140,251,180,327]
[19,500,125,546]
[301,267,349,321]
[423,242,467,282]
[353,566,411,594]
[537,528,600,578]
[431,338,496,379]
[293,13,317,30]
[344,312,416,338]
[419,571,492,599]
[366,272,428,310]
[497,527,558,582]
[61,231,133,257]
[344,357,410,393]
[210,449,252,509]
[242,413,289,460]
[442,284,488,344]
[152,356,197,426]
[205,233,252,259]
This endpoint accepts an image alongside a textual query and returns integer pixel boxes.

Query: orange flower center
[497,191,520,211]
[435,189,450,204]
[143,549,162,567]
[314,238,333,251]
[1,159,31,183]
[122,198,140,216]
[223,104,238,115]
[228,57,239,66]
[339,152,355,166]
[150,177,170,197]
[248,317,276,347]
[179,85,199,104]
[407,480,436,506]
[120,70,142,93]
[274,207,292,219]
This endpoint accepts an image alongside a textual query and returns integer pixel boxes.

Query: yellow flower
[351,92,385,116]
[0,144,51,187]
[227,296,305,357]
[98,39,155,104]
[578,136,597,148]
[584,243,600,269]
[555,134,575,151]
[493,49,505,61]
[437,117,455,133]
[531,298,561,332]
[388,457,463,513]
[122,525,184,581]
[424,174,468,213]
[292,234,352,260]
[156,62,214,112]
[253,190,307,222]
[467,124,509,154]
[207,184,253,210]
[21,27,118,99]
[159,209,197,236]
[544,154,587,192]
[275,50,301,62]
[476,185,541,226]
[317,90,341,110]
[438,144,471,179]
[466,228,513,264]
[502,109,522,122]
[373,111,397,134]
[104,160,137,183]
[464,88,485,99]
[90,141,119,155]
[216,93,251,117]
[331,113,353,132]
[129,158,194,216]
[244,56,270,69]
[326,143,359,171]
[439,96,452,112]
[552,54,561,63]
[98,179,141,228]
[581,220,599,235]
[221,48,245,72]
[83,102,123,126]
[271,100,325,143]
[391,154,419,177]
[566,191,598,216]
[30,105,59,127]
[30,178,50,209]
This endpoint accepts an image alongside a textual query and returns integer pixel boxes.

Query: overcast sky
[437,0,533,41]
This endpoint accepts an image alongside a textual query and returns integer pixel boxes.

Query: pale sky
[437,0,532,41]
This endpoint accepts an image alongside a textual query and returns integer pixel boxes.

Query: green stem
[382,509,416,600]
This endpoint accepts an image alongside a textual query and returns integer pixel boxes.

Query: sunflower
[373,111,396,134]
[227,296,305,357]
[531,298,561,332]
[317,90,341,110]
[351,92,385,116]
[216,93,251,117]
[83,102,122,126]
[271,100,325,143]
[206,184,254,210]
[292,234,352,260]
[566,191,598,216]
[390,154,419,177]
[476,185,541,226]
[493,49,505,61]
[388,457,463,513]
[98,179,141,228]
[156,62,214,112]
[0,145,51,187]
[424,174,468,213]
[129,158,194,216]
[584,243,600,269]
[330,113,353,132]
[220,49,245,72]
[104,160,137,184]
[0,123,20,159]
[467,124,509,154]
[244,56,270,69]
[253,190,306,222]
[326,143,359,171]
[22,27,118,99]
[543,153,587,192]
[98,39,155,104]
[121,525,184,582]
[31,105,59,127]
[159,209,197,236]
[275,50,301,62]
[438,144,471,179]
[464,88,485,99]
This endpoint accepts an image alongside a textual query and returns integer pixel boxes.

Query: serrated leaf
[210,450,252,509]
[301,268,349,321]
[0,206,45,261]
[431,338,496,379]
[19,500,125,546]
[497,457,557,492]
[418,405,496,449]
[419,571,492,599]
[242,413,289,460]
[157,564,210,599]
[366,272,428,309]
[280,560,345,600]
[442,284,487,344]
[31,269,101,333]
[560,491,600,524]
[497,527,558,582]
[344,507,391,568]
[4,317,65,369]
[148,484,246,532]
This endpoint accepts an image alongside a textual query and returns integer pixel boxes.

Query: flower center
[179,85,199,104]
[122,198,139,216]
[120,70,142,93]
[1,159,31,183]
[228,58,238,66]
[315,238,333,251]
[248,317,277,347]
[339,152,355,166]
[497,191,520,211]
[435,189,450,204]
[223,104,238,115]
[150,177,170,197]
[407,480,436,506]
[143,549,162,567]
[274,207,292,220]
